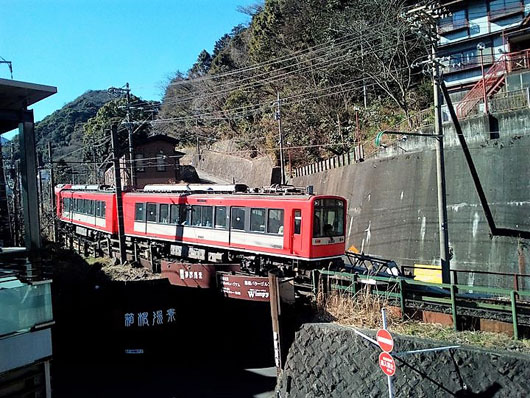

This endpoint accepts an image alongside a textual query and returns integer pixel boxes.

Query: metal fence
[314,269,530,339]
[293,144,365,177]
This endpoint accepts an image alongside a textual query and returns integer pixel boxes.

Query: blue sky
[1,0,257,136]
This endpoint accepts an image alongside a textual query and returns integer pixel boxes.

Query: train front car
[309,196,346,263]
[121,185,346,278]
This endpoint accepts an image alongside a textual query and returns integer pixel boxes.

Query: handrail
[456,50,530,119]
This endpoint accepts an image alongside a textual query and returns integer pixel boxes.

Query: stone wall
[277,323,530,397]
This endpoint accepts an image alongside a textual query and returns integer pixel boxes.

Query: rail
[313,269,530,339]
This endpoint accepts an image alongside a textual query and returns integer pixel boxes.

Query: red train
[56,184,346,276]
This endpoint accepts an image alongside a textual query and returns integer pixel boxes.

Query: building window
[135,154,145,172]
[157,152,166,172]
[452,10,466,28]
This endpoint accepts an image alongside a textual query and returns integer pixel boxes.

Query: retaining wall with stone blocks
[276,323,530,397]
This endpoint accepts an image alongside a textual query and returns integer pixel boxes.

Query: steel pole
[277,92,285,186]
[480,51,488,114]
[125,83,135,188]
[111,124,127,264]
[268,271,282,375]
[432,47,451,284]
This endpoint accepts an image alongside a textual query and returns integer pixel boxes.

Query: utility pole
[276,92,285,185]
[108,83,135,188]
[268,270,283,375]
[48,142,57,242]
[432,42,451,284]
[111,124,127,264]
[406,5,451,284]
[125,83,135,188]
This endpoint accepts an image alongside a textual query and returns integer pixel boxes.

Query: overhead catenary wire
[157,27,419,107]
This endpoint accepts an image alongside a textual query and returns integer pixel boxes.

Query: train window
[191,205,213,227]
[313,199,344,238]
[294,210,302,234]
[250,208,266,232]
[95,201,101,217]
[170,204,180,224]
[215,206,227,229]
[202,206,213,227]
[135,203,145,221]
[231,207,246,230]
[63,198,69,215]
[267,209,284,235]
[73,199,78,212]
[147,203,157,222]
[159,204,169,224]
[191,206,201,226]
[83,199,89,214]
[101,202,106,218]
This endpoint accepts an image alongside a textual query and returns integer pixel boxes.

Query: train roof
[56,184,345,201]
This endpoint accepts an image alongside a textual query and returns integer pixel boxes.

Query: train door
[292,209,303,255]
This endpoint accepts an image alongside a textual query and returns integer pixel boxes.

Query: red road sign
[376,329,394,353]
[379,352,396,376]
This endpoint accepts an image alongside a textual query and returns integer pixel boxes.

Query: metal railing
[293,145,365,177]
[456,50,530,119]
[314,268,530,339]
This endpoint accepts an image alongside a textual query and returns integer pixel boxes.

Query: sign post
[381,308,395,398]
[347,307,459,398]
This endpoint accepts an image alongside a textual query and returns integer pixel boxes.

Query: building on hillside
[105,134,184,189]
[437,0,530,119]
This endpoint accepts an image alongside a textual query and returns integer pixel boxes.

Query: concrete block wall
[277,323,530,397]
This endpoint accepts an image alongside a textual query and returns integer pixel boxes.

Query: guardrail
[313,269,530,339]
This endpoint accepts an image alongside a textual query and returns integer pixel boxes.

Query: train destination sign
[217,272,270,302]
[379,352,396,376]
[376,329,394,353]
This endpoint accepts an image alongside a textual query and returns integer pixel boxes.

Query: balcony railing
[489,3,524,21]
[441,54,494,74]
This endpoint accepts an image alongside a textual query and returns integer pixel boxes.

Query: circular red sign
[376,329,394,353]
[379,352,396,376]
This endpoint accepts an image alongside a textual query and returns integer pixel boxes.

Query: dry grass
[316,288,530,353]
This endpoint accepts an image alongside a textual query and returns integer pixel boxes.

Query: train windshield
[313,199,344,238]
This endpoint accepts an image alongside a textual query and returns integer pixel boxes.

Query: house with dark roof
[105,134,184,189]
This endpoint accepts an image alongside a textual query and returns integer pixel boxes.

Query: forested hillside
[157,0,433,166]
[34,90,115,160]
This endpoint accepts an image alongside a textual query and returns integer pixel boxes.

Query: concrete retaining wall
[292,133,530,288]
[182,149,278,187]
[277,323,530,397]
